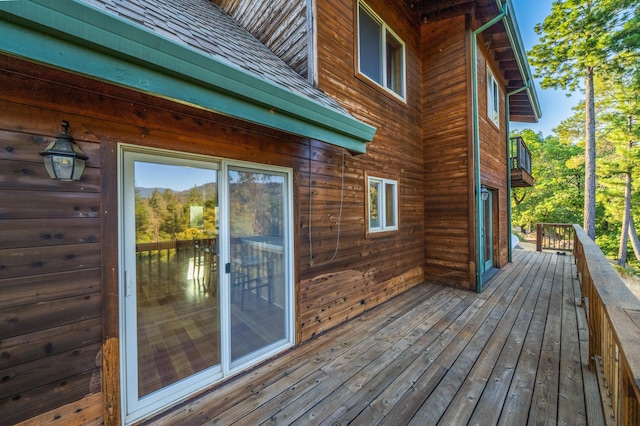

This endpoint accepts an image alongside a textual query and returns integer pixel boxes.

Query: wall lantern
[481,185,490,201]
[40,121,88,181]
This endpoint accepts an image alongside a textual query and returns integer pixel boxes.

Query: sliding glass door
[228,167,288,366]
[121,148,293,424]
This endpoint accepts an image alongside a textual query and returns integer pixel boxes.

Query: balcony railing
[510,136,534,187]
[536,223,575,252]
[573,225,640,424]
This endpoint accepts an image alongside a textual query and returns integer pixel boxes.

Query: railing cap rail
[573,224,640,399]
[573,225,640,310]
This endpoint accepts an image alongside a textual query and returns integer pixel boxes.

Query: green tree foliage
[135,185,218,243]
[529,0,638,239]
[511,129,583,232]
[515,52,640,264]
[229,171,283,238]
[594,58,640,264]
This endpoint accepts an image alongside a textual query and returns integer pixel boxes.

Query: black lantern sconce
[40,121,88,181]
[481,185,490,201]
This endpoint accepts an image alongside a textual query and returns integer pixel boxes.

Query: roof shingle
[82,0,350,115]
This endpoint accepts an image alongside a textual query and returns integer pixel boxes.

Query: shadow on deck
[147,248,606,425]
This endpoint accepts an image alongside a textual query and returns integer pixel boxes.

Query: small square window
[487,67,500,127]
[358,2,406,99]
[368,176,398,232]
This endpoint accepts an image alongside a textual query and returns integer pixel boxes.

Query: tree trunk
[618,169,632,266]
[629,215,640,262]
[584,66,597,240]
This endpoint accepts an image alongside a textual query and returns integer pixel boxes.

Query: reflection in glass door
[133,161,220,397]
[228,168,288,365]
[122,151,221,421]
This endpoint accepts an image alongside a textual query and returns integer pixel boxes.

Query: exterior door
[482,189,494,274]
[120,148,293,424]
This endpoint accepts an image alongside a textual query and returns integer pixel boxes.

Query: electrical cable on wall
[308,146,345,266]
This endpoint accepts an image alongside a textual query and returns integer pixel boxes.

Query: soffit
[406,0,541,122]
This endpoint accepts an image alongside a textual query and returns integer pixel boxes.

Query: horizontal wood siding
[215,0,310,78]
[477,44,509,268]
[302,0,425,341]
[0,72,103,423]
[422,15,474,289]
[0,31,428,419]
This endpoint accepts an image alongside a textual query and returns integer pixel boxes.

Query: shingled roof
[82,0,349,115]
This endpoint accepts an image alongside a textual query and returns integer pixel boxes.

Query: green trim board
[0,0,375,153]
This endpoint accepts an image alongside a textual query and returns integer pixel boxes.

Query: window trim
[487,66,500,128]
[367,175,399,233]
[356,1,407,101]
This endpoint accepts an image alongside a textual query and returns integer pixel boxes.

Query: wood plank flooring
[144,248,606,425]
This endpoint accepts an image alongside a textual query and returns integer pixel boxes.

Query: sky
[509,0,580,137]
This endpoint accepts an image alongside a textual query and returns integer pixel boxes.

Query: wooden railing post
[536,223,542,252]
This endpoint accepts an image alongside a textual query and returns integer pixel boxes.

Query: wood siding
[1,1,522,422]
[302,0,425,341]
[477,43,510,269]
[214,0,311,79]
[422,15,474,289]
[0,69,103,423]
[421,14,513,289]
[0,28,425,419]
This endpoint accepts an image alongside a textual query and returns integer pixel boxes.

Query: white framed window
[487,67,500,127]
[368,176,398,232]
[357,2,406,100]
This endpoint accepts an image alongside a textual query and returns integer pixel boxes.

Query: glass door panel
[131,159,220,398]
[228,168,287,363]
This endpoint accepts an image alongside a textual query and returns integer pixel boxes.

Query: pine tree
[529,0,638,240]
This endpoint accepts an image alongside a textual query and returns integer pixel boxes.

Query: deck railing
[573,225,640,424]
[510,136,532,175]
[536,223,575,252]
[136,238,217,290]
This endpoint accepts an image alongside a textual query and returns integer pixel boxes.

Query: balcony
[511,136,534,187]
[142,229,640,425]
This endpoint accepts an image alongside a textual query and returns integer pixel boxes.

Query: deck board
[145,249,605,425]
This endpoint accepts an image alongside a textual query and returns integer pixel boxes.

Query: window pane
[384,182,396,227]
[369,180,381,229]
[133,161,220,397]
[386,33,403,96]
[493,80,499,119]
[488,71,499,126]
[228,169,287,363]
[359,6,382,84]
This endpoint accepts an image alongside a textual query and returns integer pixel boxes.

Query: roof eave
[0,0,375,153]
[497,0,542,122]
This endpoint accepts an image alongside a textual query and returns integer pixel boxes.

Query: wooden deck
[145,248,606,425]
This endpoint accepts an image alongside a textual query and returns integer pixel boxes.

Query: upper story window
[357,2,406,100]
[487,67,500,127]
[368,176,398,233]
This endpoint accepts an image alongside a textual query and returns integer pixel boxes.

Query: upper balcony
[140,226,640,425]
[511,136,534,187]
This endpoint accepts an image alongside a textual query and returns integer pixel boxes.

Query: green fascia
[0,0,375,153]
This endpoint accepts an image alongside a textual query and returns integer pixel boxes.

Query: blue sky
[509,0,579,137]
